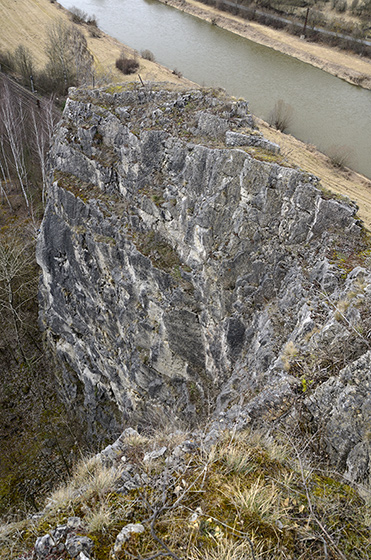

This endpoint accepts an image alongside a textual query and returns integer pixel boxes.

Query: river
[59,0,371,179]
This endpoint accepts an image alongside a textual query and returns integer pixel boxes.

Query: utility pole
[302,7,309,38]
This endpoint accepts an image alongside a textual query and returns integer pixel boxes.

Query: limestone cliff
[37,84,371,482]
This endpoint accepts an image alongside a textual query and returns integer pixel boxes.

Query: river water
[60,0,371,179]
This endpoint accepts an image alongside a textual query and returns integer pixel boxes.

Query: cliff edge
[37,83,371,484]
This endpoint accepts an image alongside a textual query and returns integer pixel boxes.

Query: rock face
[37,84,371,480]
[305,350,371,482]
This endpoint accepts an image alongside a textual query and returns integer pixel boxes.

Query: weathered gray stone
[37,84,371,480]
[50,525,68,543]
[196,111,229,137]
[143,446,167,462]
[225,131,280,153]
[77,552,91,560]
[305,351,371,482]
[114,523,145,554]
[65,534,94,558]
[34,534,54,558]
[67,517,83,529]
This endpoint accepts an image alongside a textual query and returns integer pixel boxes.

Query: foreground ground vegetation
[0,426,370,559]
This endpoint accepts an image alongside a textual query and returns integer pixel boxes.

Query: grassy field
[0,0,195,88]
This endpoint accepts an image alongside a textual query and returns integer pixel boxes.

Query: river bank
[0,0,195,89]
[158,0,371,90]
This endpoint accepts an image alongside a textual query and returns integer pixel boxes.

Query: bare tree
[0,235,37,361]
[45,20,94,94]
[31,96,59,203]
[13,44,34,86]
[0,137,12,208]
[0,81,29,207]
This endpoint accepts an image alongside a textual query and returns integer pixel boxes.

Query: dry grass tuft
[1,427,370,560]
[46,455,123,514]
[280,340,299,372]
[84,503,115,533]
[190,536,254,560]
[222,478,287,526]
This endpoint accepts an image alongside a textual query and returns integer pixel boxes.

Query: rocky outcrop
[37,84,371,480]
[305,349,371,483]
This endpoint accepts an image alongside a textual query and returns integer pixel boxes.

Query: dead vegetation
[1,426,369,560]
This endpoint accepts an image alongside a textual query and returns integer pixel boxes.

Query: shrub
[69,6,88,24]
[326,144,352,169]
[86,14,98,27]
[268,99,293,132]
[67,6,97,25]
[141,49,155,62]
[116,54,139,75]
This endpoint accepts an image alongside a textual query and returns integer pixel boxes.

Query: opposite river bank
[159,0,371,90]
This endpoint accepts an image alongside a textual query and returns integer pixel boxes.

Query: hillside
[0,0,194,88]
[1,81,371,560]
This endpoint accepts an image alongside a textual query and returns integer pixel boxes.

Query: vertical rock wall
[37,85,371,481]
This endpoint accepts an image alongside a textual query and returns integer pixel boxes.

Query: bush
[69,6,88,24]
[86,14,98,27]
[116,55,139,75]
[268,99,293,132]
[141,49,155,62]
[0,50,15,74]
[69,6,98,28]
[327,144,352,168]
